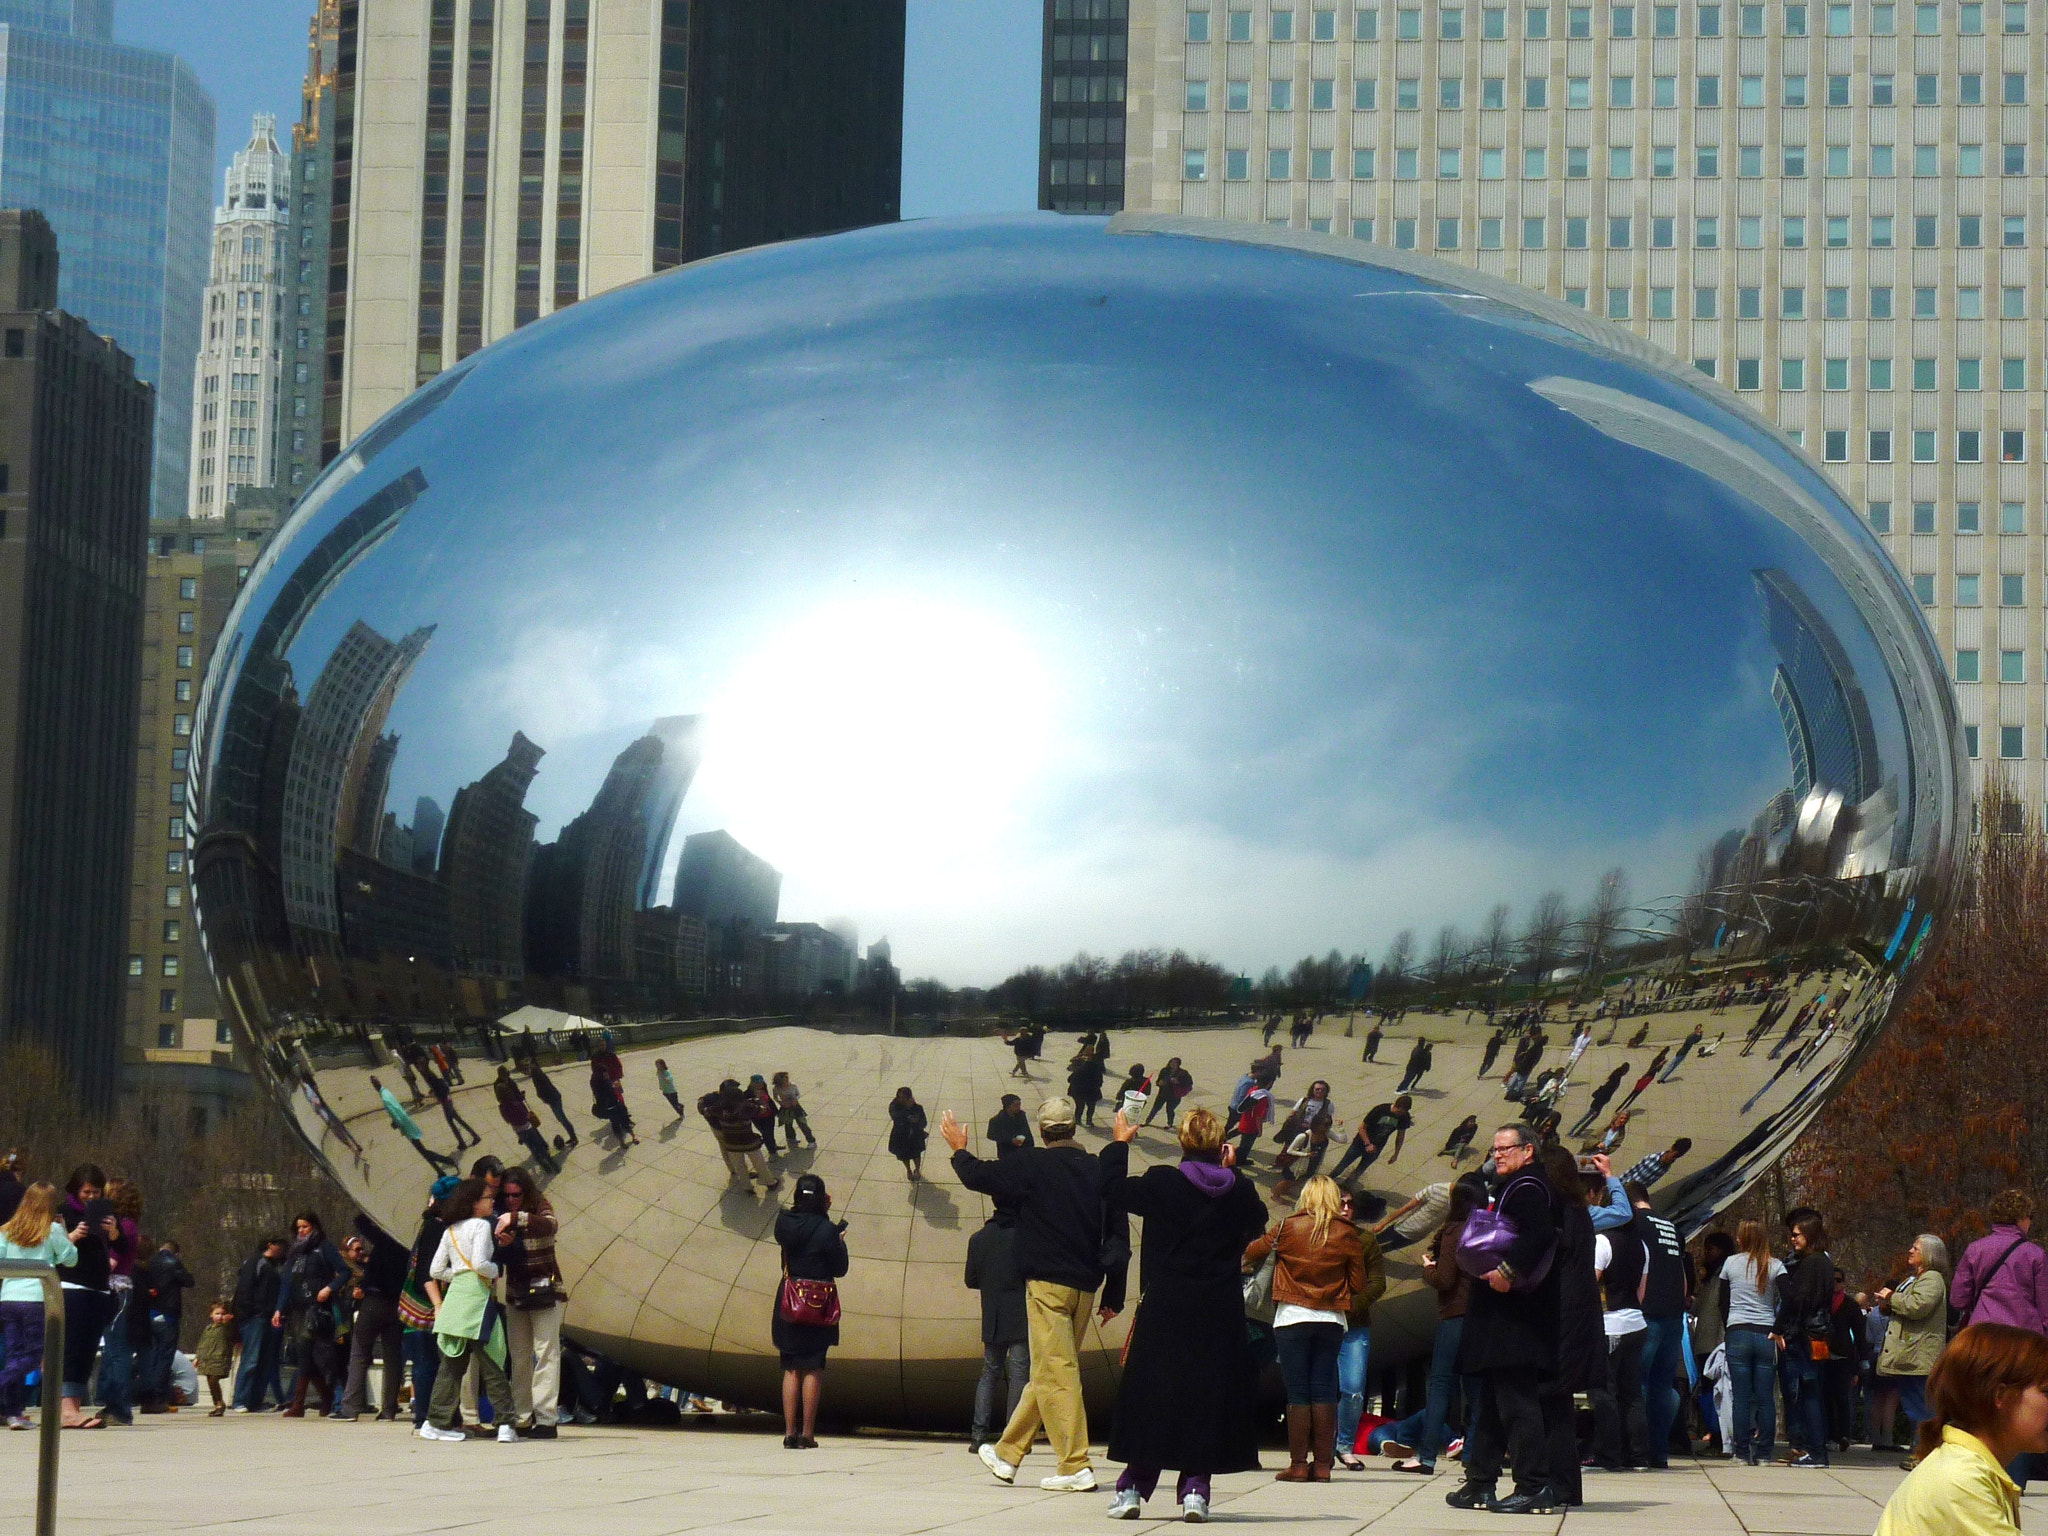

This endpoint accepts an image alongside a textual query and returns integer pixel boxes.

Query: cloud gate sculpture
[191,213,1965,1426]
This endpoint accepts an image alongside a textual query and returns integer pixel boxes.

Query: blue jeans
[1790,1345,1830,1464]
[1336,1325,1371,1450]
[404,1329,442,1427]
[1275,1321,1343,1404]
[1895,1373,1929,1436]
[1374,1315,1463,1467]
[96,1293,134,1420]
[231,1316,283,1410]
[1640,1314,1687,1465]
[1726,1328,1778,1460]
[141,1315,178,1406]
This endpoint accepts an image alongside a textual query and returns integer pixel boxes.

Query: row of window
[1205,71,2031,113]
[1870,501,2038,535]
[1961,725,2031,761]
[1955,648,2042,682]
[1782,424,2027,461]
[1283,201,2048,262]
[1188,2,2025,44]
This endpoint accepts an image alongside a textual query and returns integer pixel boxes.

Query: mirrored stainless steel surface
[191,212,1965,1424]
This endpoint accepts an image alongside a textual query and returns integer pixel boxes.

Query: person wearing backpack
[1627,1181,1694,1469]
[1874,1234,1952,1466]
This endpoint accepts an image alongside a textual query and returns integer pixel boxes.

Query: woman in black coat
[1103,1106,1269,1521]
[1067,1052,1107,1127]
[886,1087,928,1182]
[772,1174,849,1449]
[1536,1145,1608,1508]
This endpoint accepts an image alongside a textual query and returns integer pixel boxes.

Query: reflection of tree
[1376,929,1415,1004]
[1426,925,1464,988]
[988,948,1236,1021]
[1571,868,1632,994]
[1519,891,1572,989]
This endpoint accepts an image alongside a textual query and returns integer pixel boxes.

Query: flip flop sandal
[63,1416,104,1430]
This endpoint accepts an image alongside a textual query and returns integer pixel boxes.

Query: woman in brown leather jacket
[1243,1175,1368,1481]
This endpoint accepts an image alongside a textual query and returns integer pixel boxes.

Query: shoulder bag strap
[1963,1236,2031,1324]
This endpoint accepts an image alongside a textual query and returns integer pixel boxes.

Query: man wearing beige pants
[941,1096,1129,1491]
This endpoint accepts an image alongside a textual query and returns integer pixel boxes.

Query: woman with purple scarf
[1102,1106,1269,1521]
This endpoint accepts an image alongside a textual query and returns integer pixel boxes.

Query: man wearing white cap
[941,1095,1129,1493]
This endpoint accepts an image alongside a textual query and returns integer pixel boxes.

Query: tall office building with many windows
[326,0,904,455]
[0,0,213,519]
[187,117,292,516]
[1125,0,2045,807]
[1042,0,1134,210]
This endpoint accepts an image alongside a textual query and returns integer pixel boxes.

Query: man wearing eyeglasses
[1448,1125,1562,1515]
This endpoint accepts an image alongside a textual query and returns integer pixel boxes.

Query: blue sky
[118,0,1041,219]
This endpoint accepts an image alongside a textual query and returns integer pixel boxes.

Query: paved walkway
[9,1413,2042,1534]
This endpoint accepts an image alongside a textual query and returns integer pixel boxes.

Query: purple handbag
[1456,1174,1556,1291]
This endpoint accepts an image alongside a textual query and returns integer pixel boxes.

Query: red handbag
[777,1266,842,1328]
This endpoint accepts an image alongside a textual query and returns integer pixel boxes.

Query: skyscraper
[1041,0,1133,211]
[0,209,156,1108]
[188,115,292,516]
[1756,566,1882,805]
[441,731,544,982]
[672,828,781,928]
[1120,0,2036,807]
[285,0,342,487]
[326,0,905,454]
[0,0,214,518]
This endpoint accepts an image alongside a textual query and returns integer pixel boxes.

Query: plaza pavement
[6,1411,2037,1535]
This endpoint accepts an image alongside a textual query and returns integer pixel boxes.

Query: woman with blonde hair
[1103,1106,1267,1520]
[1876,1323,2048,1536]
[0,1183,75,1428]
[1874,1233,1953,1457]
[1244,1173,1368,1481]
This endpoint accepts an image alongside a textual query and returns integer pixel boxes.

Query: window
[1697,145,1720,177]
[1914,145,1939,179]
[1356,6,1379,35]
[1913,286,1937,318]
[1522,216,1546,248]
[1270,79,1293,112]
[1482,78,1505,108]
[1916,0,1939,28]
[1650,146,1674,178]
[1440,78,1462,108]
[1356,79,1377,108]
[1959,502,1981,533]
[1741,1,1765,30]
[1483,6,1508,36]
[1395,218,1417,247]
[1650,286,1674,318]
[1695,358,1718,378]
[1567,147,1589,178]
[1188,10,1211,40]
[1916,74,1938,105]
[1570,4,1593,34]
[2007,74,2028,106]
[1786,1,1808,30]
[1527,4,1550,33]
[1962,0,1984,28]
[1439,5,1462,34]
[1911,572,1936,604]
[1313,6,1337,38]
[1782,286,1806,318]
[1739,215,1762,247]
[1397,6,1422,35]
[175,645,193,668]
[1607,287,1631,318]
[1566,216,1589,247]
[1783,216,1805,248]
[1960,429,1984,462]
[1352,148,1377,178]
[1479,217,1503,249]
[1612,3,1635,33]
[2005,288,2027,319]
[1396,149,1418,178]
[1872,74,1894,105]
[1740,146,1763,177]
[1784,145,1806,177]
[1874,0,1896,27]
[1184,149,1208,180]
[2005,651,2028,683]
[1913,429,1937,461]
[1226,149,1249,179]
[1739,286,1762,319]
[1397,78,1419,109]
[1698,76,1720,107]
[1913,501,1937,534]
[1913,358,1937,391]
[1480,147,1504,178]
[1352,217,1375,239]
[1870,429,1893,461]
[1828,0,1851,29]
[1961,574,1984,605]
[1870,501,1893,532]
[1695,286,1718,318]
[1438,147,1461,178]
[1568,77,1591,108]
[1737,358,1762,389]
[1309,148,1333,179]
[1960,146,1983,179]
[2005,358,2027,392]
[2006,215,2027,246]
[1650,216,1675,248]
[1268,148,1292,178]
[1608,216,1632,248]
[1611,76,1634,108]
[1824,429,1848,462]
[1700,1,1722,30]
[1525,147,1547,177]
[2003,726,2025,760]
[1526,77,1548,108]
[1740,75,1764,107]
[1781,358,1805,390]
[2005,574,2027,607]
[1871,215,1894,248]
[1964,724,1981,757]
[1959,358,1982,391]
[2007,1,2027,30]
[1962,73,1983,105]
[1228,8,1254,40]
[2006,431,2028,463]
[127,954,143,977]
[1824,357,1848,390]
[1959,287,1983,319]
[1825,145,1849,178]
[1228,80,1251,110]
[1611,146,1633,177]
[1654,76,1676,107]
[1656,3,1678,32]
[2006,502,2029,534]
[1696,215,1719,247]
[158,989,177,1013]
[1914,215,1938,248]
[1958,649,1983,683]
[1871,145,1894,177]
[1437,217,1460,249]
[1783,75,1807,107]
[1186,80,1208,111]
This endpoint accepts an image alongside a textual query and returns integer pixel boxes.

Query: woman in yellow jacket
[1876,1323,2048,1536]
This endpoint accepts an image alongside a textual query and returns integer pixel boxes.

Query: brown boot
[1309,1403,1337,1481]
[1275,1405,1313,1481]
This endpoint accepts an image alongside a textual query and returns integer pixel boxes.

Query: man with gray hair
[940,1096,1129,1493]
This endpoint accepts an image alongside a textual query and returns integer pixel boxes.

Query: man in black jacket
[338,1214,410,1419]
[1451,1124,1562,1515]
[1628,1182,1693,1468]
[965,1203,1028,1451]
[941,1095,1128,1493]
[135,1241,193,1412]
[230,1237,288,1411]
[986,1095,1035,1161]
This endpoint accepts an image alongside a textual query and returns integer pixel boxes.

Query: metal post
[0,1259,61,1536]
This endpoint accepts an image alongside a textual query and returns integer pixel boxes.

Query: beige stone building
[123,499,278,1128]
[1122,0,2034,806]
[327,0,904,453]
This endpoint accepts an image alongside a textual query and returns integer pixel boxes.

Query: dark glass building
[1039,0,1129,213]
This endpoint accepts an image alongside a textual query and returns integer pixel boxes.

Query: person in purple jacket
[1950,1189,2048,1487]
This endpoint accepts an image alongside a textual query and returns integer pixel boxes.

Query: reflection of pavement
[22,1410,2009,1534]
[284,971,1875,1420]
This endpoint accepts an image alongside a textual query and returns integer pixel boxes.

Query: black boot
[1445,1480,1496,1509]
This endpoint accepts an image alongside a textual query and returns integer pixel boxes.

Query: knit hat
[1036,1096,1076,1132]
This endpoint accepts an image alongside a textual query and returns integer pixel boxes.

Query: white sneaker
[417,1425,465,1442]
[228,1405,251,1414]
[572,1408,598,1426]
[1182,1493,1209,1522]
[1106,1488,1142,1518]
[1043,1468,1098,1492]
[497,1423,518,1443]
[978,1442,1017,1484]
